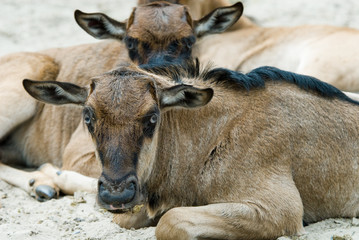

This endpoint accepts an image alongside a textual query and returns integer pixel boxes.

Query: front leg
[39,163,98,195]
[0,162,59,201]
[156,201,304,240]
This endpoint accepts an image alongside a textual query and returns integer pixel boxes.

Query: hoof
[35,185,58,202]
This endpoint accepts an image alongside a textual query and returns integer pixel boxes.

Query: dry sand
[1,0,359,239]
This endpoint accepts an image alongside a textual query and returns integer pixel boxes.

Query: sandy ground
[1,0,359,239]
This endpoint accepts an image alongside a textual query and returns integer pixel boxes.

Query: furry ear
[194,2,243,38]
[74,10,126,40]
[160,84,213,110]
[23,79,88,105]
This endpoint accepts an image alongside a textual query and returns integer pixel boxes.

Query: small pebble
[74,217,84,222]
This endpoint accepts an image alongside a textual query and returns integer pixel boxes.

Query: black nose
[98,176,137,208]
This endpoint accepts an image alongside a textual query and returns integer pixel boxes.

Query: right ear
[159,84,213,110]
[23,79,88,105]
[194,2,244,38]
[74,10,127,40]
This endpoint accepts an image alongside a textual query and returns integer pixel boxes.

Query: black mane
[140,59,359,105]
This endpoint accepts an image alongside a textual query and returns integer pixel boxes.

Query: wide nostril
[98,177,138,207]
[126,181,135,192]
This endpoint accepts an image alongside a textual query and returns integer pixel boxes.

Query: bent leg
[156,175,305,240]
[0,162,59,201]
[41,163,98,195]
[156,202,304,240]
[2,123,100,197]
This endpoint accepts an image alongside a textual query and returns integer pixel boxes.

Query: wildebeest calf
[0,1,242,201]
[24,60,359,239]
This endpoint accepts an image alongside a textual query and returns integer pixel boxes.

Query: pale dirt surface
[1,0,359,239]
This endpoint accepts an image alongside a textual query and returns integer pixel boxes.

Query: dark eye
[143,113,159,138]
[84,115,91,125]
[127,41,134,50]
[83,108,95,133]
[124,37,142,62]
[125,37,138,50]
[150,114,157,124]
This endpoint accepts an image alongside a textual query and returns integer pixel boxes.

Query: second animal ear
[193,2,244,38]
[74,10,127,40]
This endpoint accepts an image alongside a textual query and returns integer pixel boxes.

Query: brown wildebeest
[74,1,243,65]
[0,2,242,201]
[23,59,359,239]
[85,0,359,92]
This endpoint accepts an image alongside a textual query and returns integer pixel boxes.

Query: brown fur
[24,62,359,239]
[128,3,193,40]
[75,1,242,64]
[138,0,246,28]
[89,0,359,91]
[0,1,243,200]
[140,0,359,91]
[0,41,127,199]
[192,5,359,91]
[2,0,359,234]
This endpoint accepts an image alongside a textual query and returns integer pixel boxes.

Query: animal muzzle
[97,175,139,212]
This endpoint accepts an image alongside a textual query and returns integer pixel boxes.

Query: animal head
[22,62,213,212]
[75,1,243,65]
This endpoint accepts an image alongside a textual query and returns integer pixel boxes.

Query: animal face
[125,2,196,65]
[85,70,160,212]
[23,64,213,212]
[75,1,243,65]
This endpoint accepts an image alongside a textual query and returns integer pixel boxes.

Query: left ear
[74,10,127,40]
[23,79,88,105]
[159,84,213,110]
[194,2,243,38]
